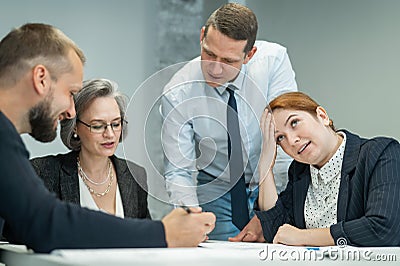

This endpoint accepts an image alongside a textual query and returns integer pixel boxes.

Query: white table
[1,241,399,266]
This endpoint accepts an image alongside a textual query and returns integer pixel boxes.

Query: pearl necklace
[77,156,114,197]
[77,156,111,185]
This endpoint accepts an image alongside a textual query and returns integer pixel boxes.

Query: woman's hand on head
[259,109,277,183]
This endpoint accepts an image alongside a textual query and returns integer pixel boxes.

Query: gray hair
[61,78,128,151]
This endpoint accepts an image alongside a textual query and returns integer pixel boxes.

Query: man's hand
[228,215,265,242]
[162,207,216,247]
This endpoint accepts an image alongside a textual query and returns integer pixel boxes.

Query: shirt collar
[214,64,247,95]
[310,132,347,189]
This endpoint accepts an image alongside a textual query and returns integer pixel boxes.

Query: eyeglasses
[77,118,127,134]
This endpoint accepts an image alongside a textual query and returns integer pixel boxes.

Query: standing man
[161,3,297,240]
[0,23,215,253]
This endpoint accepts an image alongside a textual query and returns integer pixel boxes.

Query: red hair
[268,92,335,130]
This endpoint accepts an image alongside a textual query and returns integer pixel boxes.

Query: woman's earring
[73,133,78,139]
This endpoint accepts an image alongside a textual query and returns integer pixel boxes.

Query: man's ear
[316,106,330,126]
[200,26,205,43]
[243,46,257,64]
[32,64,50,96]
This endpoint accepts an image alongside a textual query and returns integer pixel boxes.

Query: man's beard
[28,94,57,143]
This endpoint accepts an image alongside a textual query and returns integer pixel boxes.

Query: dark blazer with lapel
[30,151,150,219]
[256,130,400,246]
[0,111,166,253]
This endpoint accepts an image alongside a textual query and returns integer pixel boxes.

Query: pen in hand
[180,205,192,214]
[177,201,200,214]
[176,203,213,240]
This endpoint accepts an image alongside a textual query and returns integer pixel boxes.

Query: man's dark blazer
[256,130,400,246]
[30,151,150,219]
[1,111,165,254]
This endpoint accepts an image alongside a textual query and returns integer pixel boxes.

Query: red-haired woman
[255,91,400,247]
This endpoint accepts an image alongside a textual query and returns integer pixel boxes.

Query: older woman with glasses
[31,79,150,219]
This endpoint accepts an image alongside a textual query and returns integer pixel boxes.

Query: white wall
[248,0,400,140]
[0,0,157,157]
